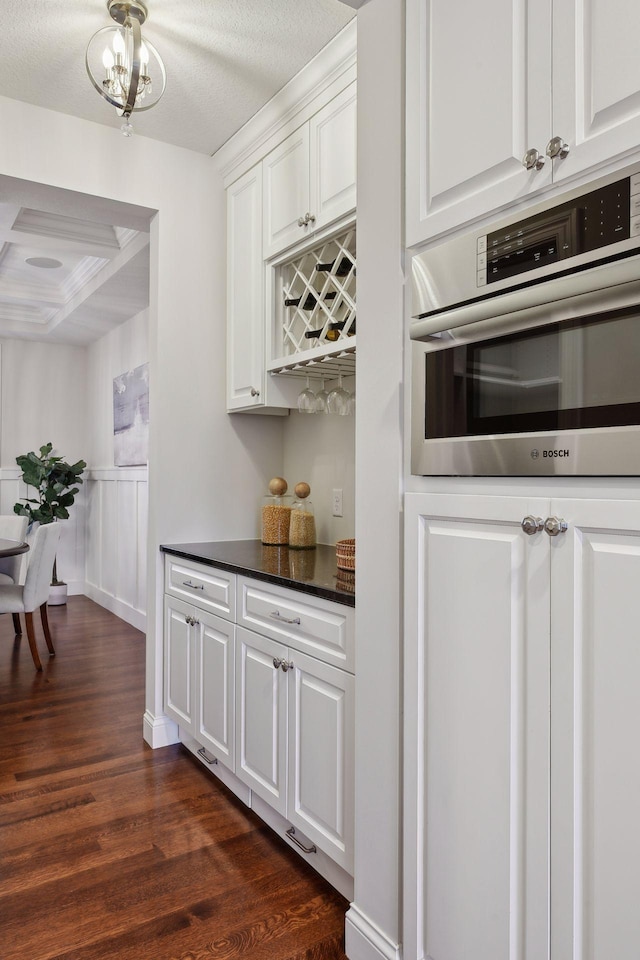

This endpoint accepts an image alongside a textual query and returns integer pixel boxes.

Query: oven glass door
[425,306,640,440]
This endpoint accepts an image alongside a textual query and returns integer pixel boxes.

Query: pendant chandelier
[86,1,166,137]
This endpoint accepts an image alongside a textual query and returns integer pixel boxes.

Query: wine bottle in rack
[315,256,353,277]
[284,290,337,310]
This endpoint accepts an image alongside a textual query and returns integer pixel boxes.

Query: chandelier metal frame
[85,0,166,121]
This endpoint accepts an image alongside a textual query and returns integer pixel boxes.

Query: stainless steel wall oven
[410,161,640,476]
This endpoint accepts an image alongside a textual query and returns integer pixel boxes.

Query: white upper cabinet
[263,126,311,260]
[552,0,640,183]
[309,83,357,236]
[407,0,640,246]
[406,0,553,246]
[263,82,357,260]
[226,163,265,410]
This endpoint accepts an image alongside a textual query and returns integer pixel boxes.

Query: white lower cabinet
[163,553,355,891]
[236,625,354,873]
[164,595,235,769]
[404,492,640,960]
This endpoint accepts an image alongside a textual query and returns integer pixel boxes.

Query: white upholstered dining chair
[0,514,28,636]
[0,523,61,671]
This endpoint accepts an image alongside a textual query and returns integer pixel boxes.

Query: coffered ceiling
[0,0,356,345]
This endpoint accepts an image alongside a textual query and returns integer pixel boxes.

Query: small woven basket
[335,538,355,571]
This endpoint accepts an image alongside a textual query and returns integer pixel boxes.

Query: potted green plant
[13,442,87,605]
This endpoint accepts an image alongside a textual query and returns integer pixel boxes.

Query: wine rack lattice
[278,228,356,359]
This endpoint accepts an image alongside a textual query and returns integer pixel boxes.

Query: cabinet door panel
[310,83,357,232]
[263,126,310,259]
[406,0,552,245]
[235,627,287,814]
[551,498,640,960]
[164,597,195,734]
[287,650,354,873]
[553,0,640,182]
[404,493,550,960]
[197,611,235,768]
[226,164,264,410]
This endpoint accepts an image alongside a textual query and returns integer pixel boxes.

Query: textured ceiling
[0,0,356,343]
[0,0,356,156]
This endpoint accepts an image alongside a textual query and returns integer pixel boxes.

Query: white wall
[0,94,284,749]
[84,308,149,629]
[345,1,404,959]
[85,308,149,469]
[282,396,356,545]
[0,337,88,594]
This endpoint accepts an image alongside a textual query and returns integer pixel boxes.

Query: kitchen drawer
[164,555,236,620]
[238,576,354,672]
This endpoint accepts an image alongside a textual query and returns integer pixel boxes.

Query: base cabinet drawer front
[238,576,354,672]
[164,555,236,620]
[235,627,287,814]
[288,649,355,873]
[164,597,196,734]
[197,611,235,769]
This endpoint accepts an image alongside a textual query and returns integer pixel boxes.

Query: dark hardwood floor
[0,596,349,960]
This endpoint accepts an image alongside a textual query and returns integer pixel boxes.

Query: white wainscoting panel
[85,468,148,631]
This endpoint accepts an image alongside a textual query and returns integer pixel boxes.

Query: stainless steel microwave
[410,161,640,476]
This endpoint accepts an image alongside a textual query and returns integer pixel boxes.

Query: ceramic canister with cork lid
[289,482,316,549]
[261,477,292,545]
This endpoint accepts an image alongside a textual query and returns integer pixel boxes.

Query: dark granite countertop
[160,539,355,607]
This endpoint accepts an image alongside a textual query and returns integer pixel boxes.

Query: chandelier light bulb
[86,0,166,137]
[112,28,125,60]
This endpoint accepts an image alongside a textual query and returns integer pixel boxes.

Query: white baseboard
[143,709,180,748]
[84,582,146,632]
[345,904,402,960]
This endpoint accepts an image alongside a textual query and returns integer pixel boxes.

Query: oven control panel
[475,173,638,287]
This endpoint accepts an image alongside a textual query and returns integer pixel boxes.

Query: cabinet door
[164,596,195,735]
[406,0,553,246]
[403,493,550,960]
[263,125,310,259]
[286,650,354,873]
[226,163,265,410]
[552,0,640,183]
[235,626,287,814]
[550,498,640,960]
[195,610,235,769]
[309,83,357,233]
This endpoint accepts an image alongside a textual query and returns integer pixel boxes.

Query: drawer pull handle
[197,747,218,765]
[270,611,301,625]
[183,580,204,591]
[286,826,316,854]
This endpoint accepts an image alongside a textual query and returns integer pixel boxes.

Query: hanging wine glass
[315,377,329,414]
[327,373,350,416]
[347,386,356,416]
[297,375,316,414]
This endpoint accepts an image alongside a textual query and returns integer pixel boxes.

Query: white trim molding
[84,581,146,632]
[143,709,179,748]
[213,19,356,186]
[345,904,402,960]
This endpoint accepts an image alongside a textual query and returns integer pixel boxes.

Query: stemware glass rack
[269,227,356,380]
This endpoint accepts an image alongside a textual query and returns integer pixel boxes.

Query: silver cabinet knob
[546,136,570,160]
[521,515,544,536]
[281,660,293,672]
[273,657,283,669]
[297,212,316,227]
[250,387,260,397]
[544,516,568,537]
[522,148,545,171]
